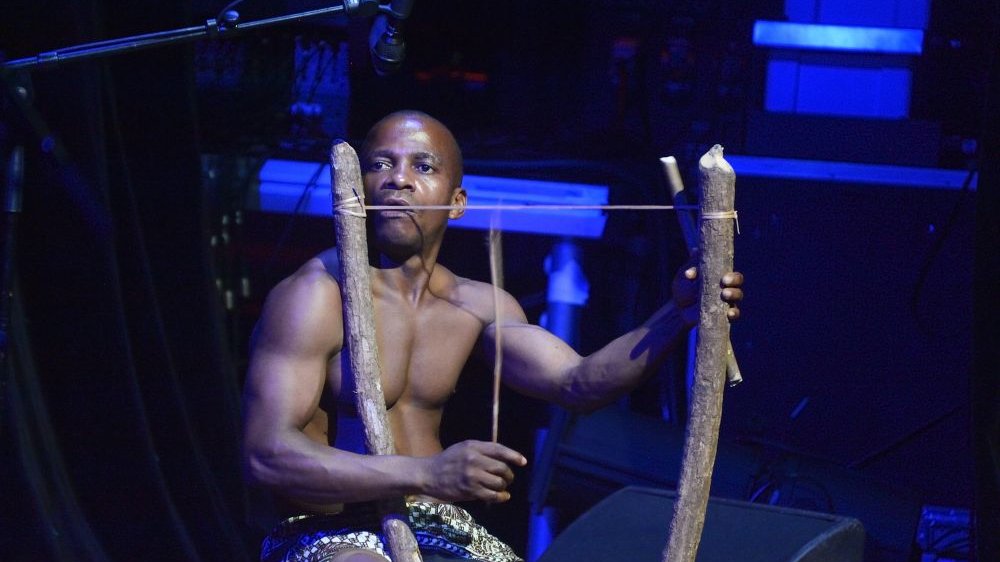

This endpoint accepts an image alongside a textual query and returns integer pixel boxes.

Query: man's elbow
[559,395,614,415]
[242,439,286,489]
[555,378,610,415]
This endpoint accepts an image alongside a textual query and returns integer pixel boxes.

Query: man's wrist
[397,454,430,498]
[679,301,699,328]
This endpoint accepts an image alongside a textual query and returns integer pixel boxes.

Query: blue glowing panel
[795,64,911,118]
[764,59,800,113]
[255,159,609,239]
[753,20,923,54]
[786,0,929,28]
[764,58,912,118]
[819,0,929,29]
[820,0,894,27]
[726,155,976,191]
[259,159,332,188]
[455,175,608,238]
[784,0,819,25]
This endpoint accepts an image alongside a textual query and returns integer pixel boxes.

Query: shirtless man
[242,110,744,562]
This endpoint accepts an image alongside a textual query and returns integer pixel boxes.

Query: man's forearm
[562,301,690,412]
[244,429,424,506]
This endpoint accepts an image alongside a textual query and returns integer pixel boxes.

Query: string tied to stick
[333,188,368,218]
[360,204,691,212]
[701,210,740,235]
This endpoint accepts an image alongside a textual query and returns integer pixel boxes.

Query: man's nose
[388,166,414,190]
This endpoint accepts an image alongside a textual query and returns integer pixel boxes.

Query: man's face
[361,114,466,257]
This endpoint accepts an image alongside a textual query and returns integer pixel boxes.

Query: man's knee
[330,549,390,562]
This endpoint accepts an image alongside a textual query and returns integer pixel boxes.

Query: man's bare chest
[327,297,485,409]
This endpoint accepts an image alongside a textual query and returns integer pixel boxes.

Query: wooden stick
[330,141,422,562]
[662,145,736,562]
[660,156,742,386]
[488,217,505,443]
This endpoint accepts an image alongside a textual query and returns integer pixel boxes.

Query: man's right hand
[419,440,527,503]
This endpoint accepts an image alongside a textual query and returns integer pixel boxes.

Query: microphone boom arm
[2,0,384,71]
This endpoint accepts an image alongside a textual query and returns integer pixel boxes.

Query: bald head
[360,110,464,183]
[359,110,469,260]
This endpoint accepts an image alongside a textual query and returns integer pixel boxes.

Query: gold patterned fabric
[261,501,523,562]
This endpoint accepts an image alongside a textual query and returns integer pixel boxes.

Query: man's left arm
[486,267,743,413]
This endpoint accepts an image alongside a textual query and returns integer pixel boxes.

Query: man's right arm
[241,264,424,506]
[241,262,526,506]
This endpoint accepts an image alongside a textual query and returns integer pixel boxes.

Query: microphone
[370,0,416,76]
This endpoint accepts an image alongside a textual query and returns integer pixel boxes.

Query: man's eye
[369,161,390,172]
[415,163,434,173]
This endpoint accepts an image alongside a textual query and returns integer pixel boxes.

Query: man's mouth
[375,197,415,217]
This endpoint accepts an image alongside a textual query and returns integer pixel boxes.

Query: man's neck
[373,251,439,305]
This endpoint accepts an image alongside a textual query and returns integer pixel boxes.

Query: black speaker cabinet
[538,486,864,562]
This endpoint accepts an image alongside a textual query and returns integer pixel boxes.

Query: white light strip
[255,159,611,238]
[753,20,924,55]
[726,155,976,190]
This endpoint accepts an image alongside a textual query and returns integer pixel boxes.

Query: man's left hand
[672,261,744,326]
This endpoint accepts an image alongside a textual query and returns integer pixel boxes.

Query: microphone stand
[0,0,396,420]
[0,0,390,429]
[3,0,388,71]
[0,145,22,439]
[5,3,425,556]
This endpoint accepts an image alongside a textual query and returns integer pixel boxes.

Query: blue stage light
[725,155,975,191]
[255,159,610,238]
[753,20,923,55]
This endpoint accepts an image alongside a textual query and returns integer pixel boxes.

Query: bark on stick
[660,155,742,386]
[662,144,736,562]
[330,141,422,562]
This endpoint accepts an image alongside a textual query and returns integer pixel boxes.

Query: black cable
[849,403,964,469]
[261,162,324,283]
[104,61,253,559]
[910,167,977,337]
[305,44,337,104]
[102,63,204,559]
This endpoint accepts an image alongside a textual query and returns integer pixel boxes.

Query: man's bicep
[244,343,328,432]
[243,273,342,433]
[489,321,582,403]
[478,288,580,401]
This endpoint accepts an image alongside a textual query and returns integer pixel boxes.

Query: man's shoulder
[314,247,341,281]
[254,254,344,346]
[438,267,493,302]
[437,268,526,324]
[269,253,342,307]
[451,272,491,294]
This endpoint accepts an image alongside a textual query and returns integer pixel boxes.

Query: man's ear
[449,187,467,219]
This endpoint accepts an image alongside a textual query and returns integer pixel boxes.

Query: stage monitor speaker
[537,486,864,562]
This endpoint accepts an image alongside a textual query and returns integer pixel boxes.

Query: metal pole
[527,238,589,561]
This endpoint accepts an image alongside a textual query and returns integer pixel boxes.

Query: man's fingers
[477,441,527,467]
[721,272,744,287]
[684,267,697,280]
[480,472,510,492]
[473,471,512,503]
[481,458,515,483]
[443,441,526,503]
[721,288,743,302]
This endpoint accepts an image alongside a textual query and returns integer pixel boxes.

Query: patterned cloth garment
[261,501,524,562]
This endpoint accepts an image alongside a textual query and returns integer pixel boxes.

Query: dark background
[1,0,997,560]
